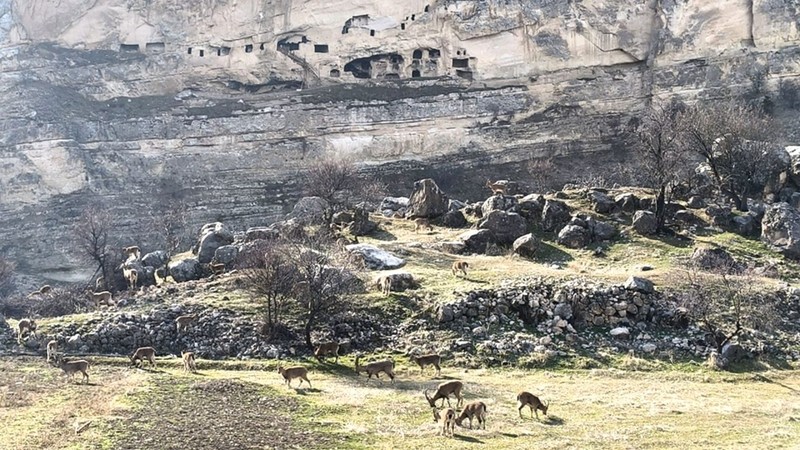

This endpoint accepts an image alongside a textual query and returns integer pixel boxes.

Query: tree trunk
[304,316,314,350]
[655,186,667,230]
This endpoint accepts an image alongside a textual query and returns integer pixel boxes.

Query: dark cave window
[187,47,193,55]
[199,49,205,57]
[119,44,139,52]
[452,58,469,68]
[424,5,429,12]
[314,44,329,53]
[245,44,253,53]
[413,49,423,59]
[370,30,375,37]
[429,49,440,58]
[411,69,421,78]
[330,69,341,77]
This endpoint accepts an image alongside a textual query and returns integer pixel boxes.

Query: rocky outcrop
[762,203,800,259]
[196,223,235,264]
[632,210,657,235]
[346,244,405,270]
[407,179,449,219]
[477,211,528,245]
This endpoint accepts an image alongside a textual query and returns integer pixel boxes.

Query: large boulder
[481,195,518,216]
[374,272,417,292]
[732,214,757,237]
[345,244,405,270]
[141,251,169,269]
[513,233,540,258]
[632,210,657,235]
[762,202,800,258]
[477,211,528,244]
[705,205,733,228]
[119,260,156,288]
[624,276,654,294]
[440,210,468,228]
[557,224,591,249]
[592,220,618,241]
[691,247,736,271]
[286,196,329,224]
[589,190,616,214]
[407,179,449,218]
[245,227,280,242]
[380,197,409,217]
[615,193,640,213]
[457,229,497,254]
[516,194,546,222]
[541,200,571,232]
[214,245,239,265]
[686,196,706,209]
[196,222,235,263]
[346,207,378,236]
[168,258,201,282]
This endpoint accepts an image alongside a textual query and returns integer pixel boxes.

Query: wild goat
[46,339,58,362]
[28,285,52,298]
[485,180,507,195]
[123,246,141,261]
[517,391,549,419]
[424,380,464,409]
[95,276,105,291]
[130,346,157,369]
[175,314,197,334]
[354,355,395,383]
[88,290,114,307]
[122,266,138,290]
[55,355,90,384]
[451,261,469,278]
[414,217,433,233]
[277,365,311,388]
[17,318,37,342]
[432,408,457,437]
[210,263,226,275]
[455,401,487,430]
[411,353,441,376]
[314,342,340,363]
[182,351,197,373]
[379,276,393,296]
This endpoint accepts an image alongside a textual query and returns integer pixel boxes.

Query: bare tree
[678,101,785,211]
[241,240,298,339]
[284,233,364,349]
[305,156,387,214]
[76,205,114,290]
[150,176,191,272]
[632,101,692,229]
[672,257,778,353]
[0,257,15,298]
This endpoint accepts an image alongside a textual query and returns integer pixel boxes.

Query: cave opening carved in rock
[344,53,405,79]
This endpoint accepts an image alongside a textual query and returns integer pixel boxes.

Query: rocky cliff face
[0,0,799,280]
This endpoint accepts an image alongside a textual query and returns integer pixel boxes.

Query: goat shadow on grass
[498,432,519,438]
[541,415,565,426]
[290,387,321,395]
[460,277,489,285]
[453,434,483,444]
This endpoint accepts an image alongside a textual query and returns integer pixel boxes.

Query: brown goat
[414,218,433,233]
[28,285,52,298]
[451,260,469,278]
[46,339,58,362]
[175,314,197,334]
[17,318,37,342]
[424,380,464,409]
[432,408,457,437]
[123,246,141,261]
[517,391,549,419]
[182,351,197,373]
[485,180,507,195]
[130,347,157,369]
[314,342,340,363]
[411,353,441,376]
[379,276,393,296]
[278,365,311,388]
[88,290,114,307]
[55,355,90,384]
[455,401,487,429]
[123,266,138,290]
[210,263,226,275]
[354,355,395,383]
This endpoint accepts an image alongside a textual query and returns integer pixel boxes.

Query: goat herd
[277,342,551,438]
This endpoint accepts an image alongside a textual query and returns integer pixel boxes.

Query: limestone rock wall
[0,0,799,279]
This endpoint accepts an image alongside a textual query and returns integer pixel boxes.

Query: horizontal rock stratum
[0,0,799,278]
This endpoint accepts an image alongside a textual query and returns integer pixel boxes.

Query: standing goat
[122,266,138,290]
[123,246,141,261]
[455,401,488,430]
[46,339,58,362]
[517,391,549,419]
[175,314,197,334]
[210,263,226,275]
[414,218,433,233]
[88,290,114,307]
[411,353,441,376]
[314,342,340,363]
[432,408,457,437]
[130,346,157,369]
[182,351,197,373]
[277,366,311,388]
[451,261,469,278]
[424,380,464,409]
[55,355,90,384]
[485,180,507,195]
[17,318,37,342]
[354,355,396,383]
[378,276,393,296]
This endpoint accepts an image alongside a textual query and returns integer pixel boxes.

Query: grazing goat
[517,391,549,419]
[210,263,226,275]
[411,353,441,376]
[451,261,469,278]
[88,290,114,307]
[17,318,37,342]
[455,401,487,430]
[414,217,433,233]
[379,276,393,296]
[130,346,157,369]
[432,408,457,437]
[424,380,464,409]
[122,266,138,290]
[123,246,141,261]
[314,342,340,363]
[47,339,58,362]
[175,314,197,334]
[277,365,311,388]
[182,351,197,373]
[28,285,52,298]
[55,356,90,384]
[354,355,395,383]
[486,180,507,195]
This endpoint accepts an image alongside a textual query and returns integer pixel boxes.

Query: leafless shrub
[305,156,387,213]
[240,239,298,339]
[75,205,115,291]
[0,285,91,318]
